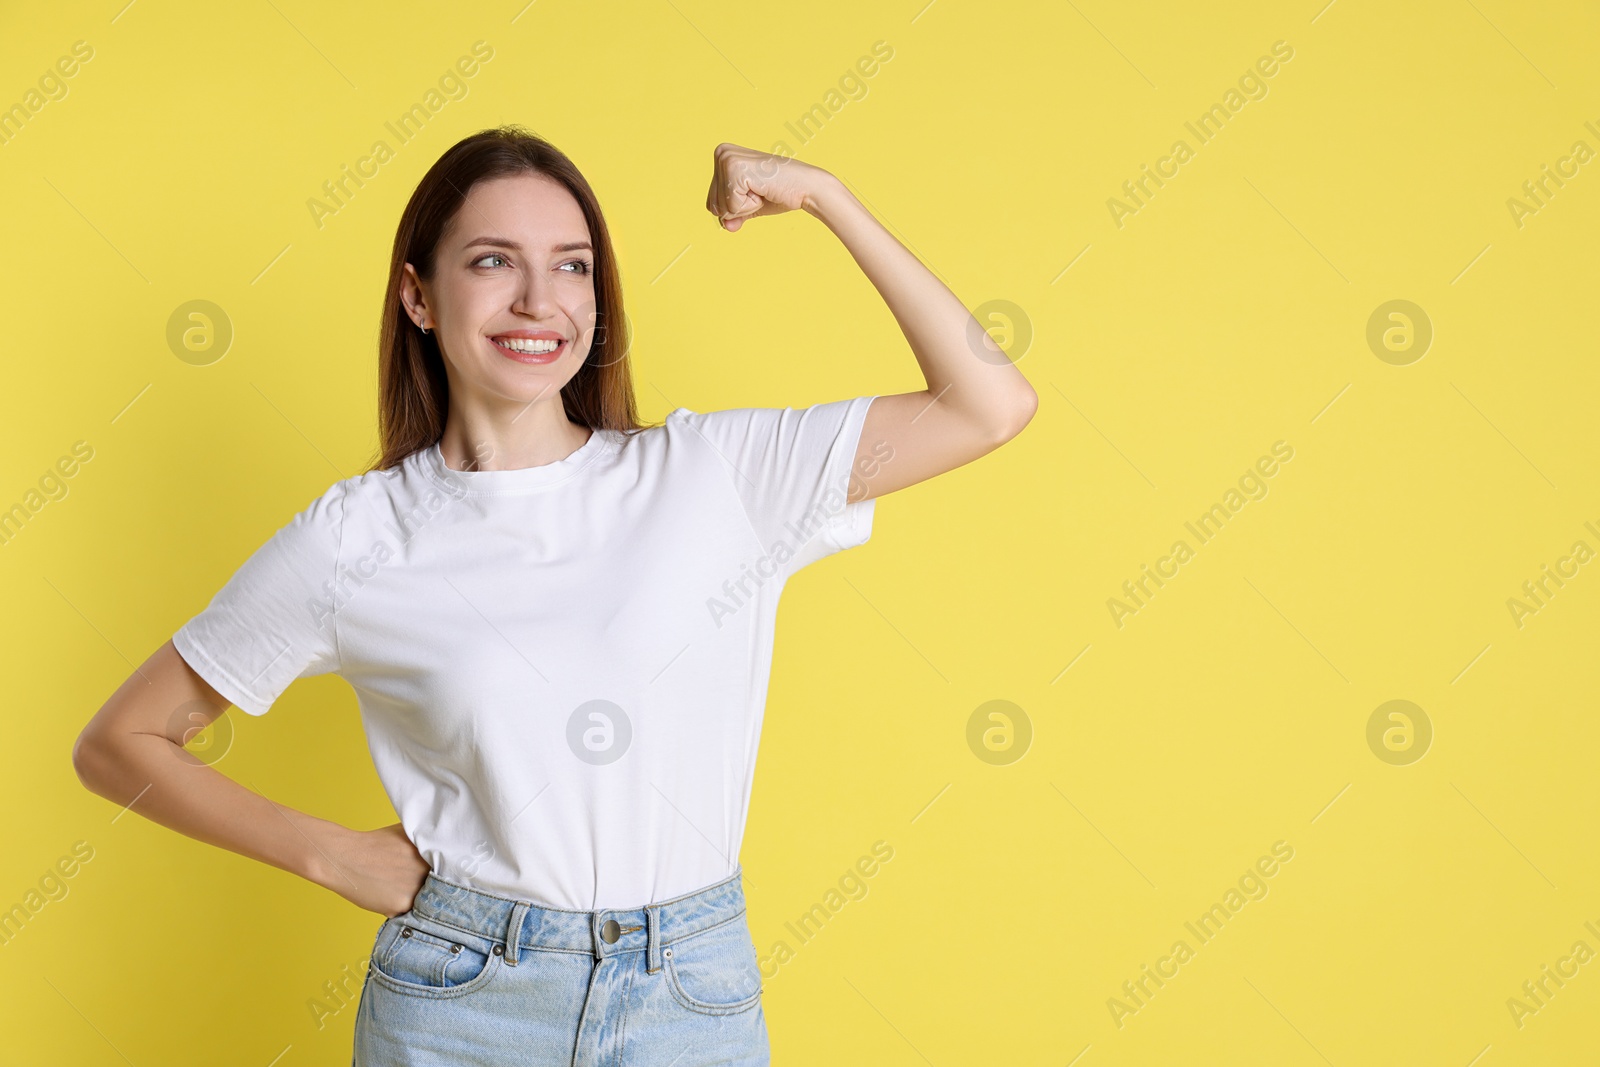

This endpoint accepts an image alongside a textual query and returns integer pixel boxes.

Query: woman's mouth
[489,335,567,364]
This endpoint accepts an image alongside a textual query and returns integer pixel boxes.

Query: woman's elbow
[71,728,119,795]
[993,386,1038,444]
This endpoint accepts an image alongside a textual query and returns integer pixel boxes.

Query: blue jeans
[353,865,769,1065]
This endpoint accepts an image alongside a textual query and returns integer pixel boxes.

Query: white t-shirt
[172,396,879,911]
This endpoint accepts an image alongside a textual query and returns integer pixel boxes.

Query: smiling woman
[75,122,1033,1067]
[375,134,643,476]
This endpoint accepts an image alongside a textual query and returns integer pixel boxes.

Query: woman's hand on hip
[315,821,431,918]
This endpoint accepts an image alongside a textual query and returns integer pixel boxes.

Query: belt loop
[504,900,530,967]
[646,903,662,974]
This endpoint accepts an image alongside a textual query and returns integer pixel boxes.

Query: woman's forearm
[73,731,352,892]
[802,174,1037,433]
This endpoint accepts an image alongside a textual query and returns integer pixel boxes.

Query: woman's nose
[512,273,559,317]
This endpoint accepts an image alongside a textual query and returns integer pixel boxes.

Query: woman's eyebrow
[463,237,593,253]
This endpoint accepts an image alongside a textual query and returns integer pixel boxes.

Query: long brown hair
[367,125,651,474]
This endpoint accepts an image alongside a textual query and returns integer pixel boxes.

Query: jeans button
[601,918,621,944]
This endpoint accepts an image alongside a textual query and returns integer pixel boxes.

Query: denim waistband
[405,865,748,975]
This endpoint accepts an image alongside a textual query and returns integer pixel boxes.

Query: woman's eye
[473,255,589,274]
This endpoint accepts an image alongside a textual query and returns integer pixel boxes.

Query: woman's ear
[399,263,430,328]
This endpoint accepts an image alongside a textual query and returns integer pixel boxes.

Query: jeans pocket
[368,913,502,999]
[662,913,765,1016]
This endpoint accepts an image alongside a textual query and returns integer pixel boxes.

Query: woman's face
[405,173,598,411]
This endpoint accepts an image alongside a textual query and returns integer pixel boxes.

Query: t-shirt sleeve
[671,395,878,579]
[171,482,346,716]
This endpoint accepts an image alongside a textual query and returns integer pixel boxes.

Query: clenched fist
[705,143,836,231]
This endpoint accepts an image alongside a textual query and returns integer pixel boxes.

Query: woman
[72,126,1035,1065]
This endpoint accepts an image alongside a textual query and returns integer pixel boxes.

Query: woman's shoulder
[284,447,432,528]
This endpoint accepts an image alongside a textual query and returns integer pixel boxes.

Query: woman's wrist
[801,172,853,227]
[287,810,355,891]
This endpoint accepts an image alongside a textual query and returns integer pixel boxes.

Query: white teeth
[495,337,561,354]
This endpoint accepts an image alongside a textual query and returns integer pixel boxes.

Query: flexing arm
[70,640,426,917]
[706,143,1038,502]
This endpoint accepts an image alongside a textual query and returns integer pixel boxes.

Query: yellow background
[4,0,1598,1063]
